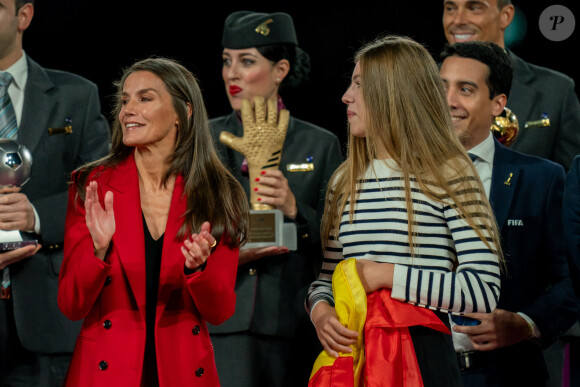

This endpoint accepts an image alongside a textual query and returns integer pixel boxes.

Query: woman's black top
[142,213,163,387]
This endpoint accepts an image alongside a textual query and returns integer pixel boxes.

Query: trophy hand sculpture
[219,96,296,250]
[220,96,289,210]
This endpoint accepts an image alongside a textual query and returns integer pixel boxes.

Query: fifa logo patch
[507,219,524,226]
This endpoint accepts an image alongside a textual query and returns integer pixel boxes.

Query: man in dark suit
[0,1,110,385]
[442,0,580,171]
[563,156,580,384]
[439,41,580,386]
[564,156,580,298]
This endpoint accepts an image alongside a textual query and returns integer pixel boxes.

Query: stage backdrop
[26,0,579,153]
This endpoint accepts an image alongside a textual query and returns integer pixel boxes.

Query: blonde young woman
[307,35,502,385]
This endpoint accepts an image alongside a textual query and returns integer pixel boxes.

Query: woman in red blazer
[58,57,249,386]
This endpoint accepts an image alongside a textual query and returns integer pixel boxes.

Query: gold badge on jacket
[287,163,314,172]
[48,117,73,135]
[524,113,550,129]
[287,156,315,172]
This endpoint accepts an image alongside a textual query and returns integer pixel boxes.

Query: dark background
[24,1,579,151]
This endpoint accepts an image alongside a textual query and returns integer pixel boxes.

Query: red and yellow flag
[308,259,450,387]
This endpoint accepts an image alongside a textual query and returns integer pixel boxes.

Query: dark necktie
[0,72,18,139]
[468,152,478,162]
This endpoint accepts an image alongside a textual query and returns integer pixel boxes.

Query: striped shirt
[307,159,501,315]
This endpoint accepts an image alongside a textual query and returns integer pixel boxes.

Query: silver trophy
[0,139,32,187]
[0,139,35,252]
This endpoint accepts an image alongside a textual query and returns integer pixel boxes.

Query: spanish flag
[308,259,450,386]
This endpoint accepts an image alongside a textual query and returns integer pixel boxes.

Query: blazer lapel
[508,78,536,124]
[108,154,147,320]
[507,52,538,149]
[18,58,57,155]
[490,141,520,232]
[157,174,187,318]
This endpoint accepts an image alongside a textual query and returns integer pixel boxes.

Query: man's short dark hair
[15,0,34,11]
[440,41,513,99]
[497,0,512,8]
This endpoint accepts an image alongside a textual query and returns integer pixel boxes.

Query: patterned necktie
[0,71,18,139]
[0,71,17,298]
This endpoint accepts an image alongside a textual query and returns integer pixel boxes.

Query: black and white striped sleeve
[390,202,501,313]
[306,234,344,314]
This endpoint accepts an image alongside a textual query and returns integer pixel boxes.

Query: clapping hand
[182,221,217,271]
[85,181,115,260]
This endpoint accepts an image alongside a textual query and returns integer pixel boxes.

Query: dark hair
[73,57,248,247]
[15,0,34,10]
[497,0,512,8]
[257,43,311,90]
[439,41,513,99]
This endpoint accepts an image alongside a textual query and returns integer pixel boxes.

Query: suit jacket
[207,112,343,337]
[563,155,580,297]
[8,56,110,354]
[485,140,580,383]
[58,155,239,386]
[507,51,580,171]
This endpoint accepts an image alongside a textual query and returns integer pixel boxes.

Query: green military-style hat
[222,11,298,49]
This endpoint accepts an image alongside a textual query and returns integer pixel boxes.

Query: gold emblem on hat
[255,19,274,36]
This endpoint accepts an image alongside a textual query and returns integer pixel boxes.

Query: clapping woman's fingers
[181,245,204,269]
[182,222,216,270]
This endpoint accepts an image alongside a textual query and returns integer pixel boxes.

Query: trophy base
[242,209,297,251]
[0,240,38,252]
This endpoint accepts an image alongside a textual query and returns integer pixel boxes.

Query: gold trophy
[491,106,519,146]
[220,96,297,250]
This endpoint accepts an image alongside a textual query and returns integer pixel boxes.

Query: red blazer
[58,154,238,386]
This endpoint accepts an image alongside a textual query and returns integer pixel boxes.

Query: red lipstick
[229,85,242,96]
